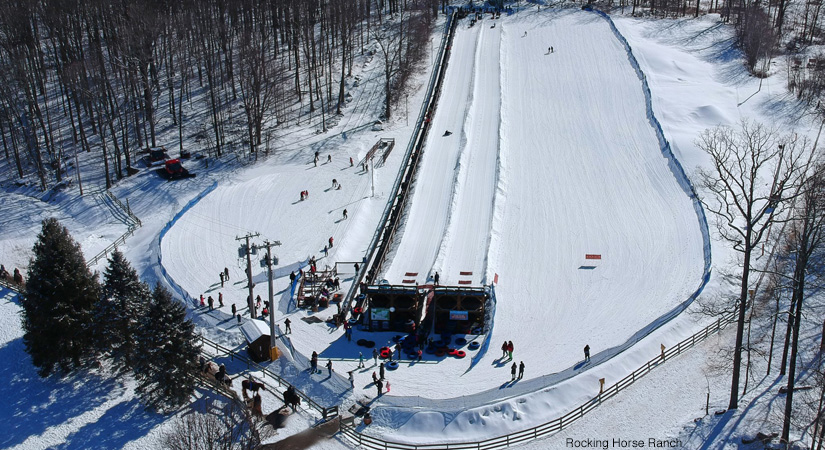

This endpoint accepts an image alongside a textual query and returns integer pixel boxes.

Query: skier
[218,292,224,307]
[358,352,365,368]
[511,362,517,381]
[326,360,333,376]
[329,236,334,248]
[373,348,379,365]
[379,362,385,380]
[224,267,230,280]
[518,361,525,379]
[284,318,292,334]
[343,209,348,219]
[584,344,590,362]
[501,341,508,359]
[507,341,514,360]
[434,272,440,285]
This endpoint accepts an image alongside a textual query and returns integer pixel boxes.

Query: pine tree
[133,283,201,411]
[21,218,100,377]
[95,250,150,374]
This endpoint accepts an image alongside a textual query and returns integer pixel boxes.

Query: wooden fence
[337,311,737,450]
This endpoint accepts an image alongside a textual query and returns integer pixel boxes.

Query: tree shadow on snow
[54,396,165,450]
[0,337,121,449]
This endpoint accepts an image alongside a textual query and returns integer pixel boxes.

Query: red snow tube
[455,350,466,358]
[447,348,458,356]
[353,307,363,314]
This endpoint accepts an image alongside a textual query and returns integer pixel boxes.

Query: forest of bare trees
[0,0,438,190]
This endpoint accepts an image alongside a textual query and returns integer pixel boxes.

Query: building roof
[240,319,270,343]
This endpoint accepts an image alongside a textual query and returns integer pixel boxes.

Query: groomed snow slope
[383,9,705,374]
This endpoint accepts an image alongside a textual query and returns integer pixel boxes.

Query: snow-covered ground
[2,4,823,450]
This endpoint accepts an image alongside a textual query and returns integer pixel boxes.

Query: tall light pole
[236,232,260,318]
[406,94,409,126]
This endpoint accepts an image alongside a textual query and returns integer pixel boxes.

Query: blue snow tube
[468,341,480,351]
[386,361,399,370]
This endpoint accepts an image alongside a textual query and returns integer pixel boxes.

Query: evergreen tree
[95,250,150,374]
[133,283,201,411]
[21,218,100,377]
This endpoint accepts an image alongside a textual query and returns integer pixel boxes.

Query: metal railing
[338,310,737,450]
[86,190,143,267]
[197,335,339,420]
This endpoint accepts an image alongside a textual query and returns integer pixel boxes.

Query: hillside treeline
[0,0,439,189]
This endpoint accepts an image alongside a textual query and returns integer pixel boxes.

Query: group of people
[200,293,225,310]
[0,265,23,285]
[299,190,310,201]
[501,340,515,360]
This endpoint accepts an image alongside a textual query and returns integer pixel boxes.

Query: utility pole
[259,239,281,351]
[236,232,260,318]
[370,157,375,197]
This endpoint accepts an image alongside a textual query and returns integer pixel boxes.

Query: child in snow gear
[584,344,590,362]
[511,362,517,380]
[518,361,525,379]
[507,341,514,360]
[327,360,333,375]
[284,318,292,334]
[501,341,508,359]
[359,352,365,368]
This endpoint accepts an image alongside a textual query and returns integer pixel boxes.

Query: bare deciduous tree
[697,119,815,410]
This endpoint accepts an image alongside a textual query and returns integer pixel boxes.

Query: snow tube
[447,348,458,356]
[380,350,390,359]
[455,350,466,358]
[468,341,480,351]
[386,361,399,370]
[435,349,447,357]
[455,338,467,346]
[353,307,363,314]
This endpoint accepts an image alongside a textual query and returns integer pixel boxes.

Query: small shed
[240,319,271,362]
